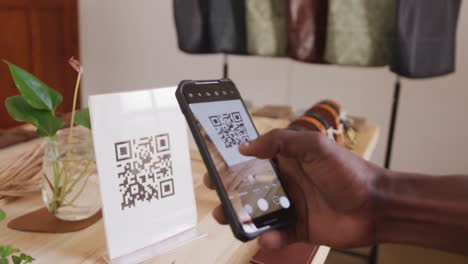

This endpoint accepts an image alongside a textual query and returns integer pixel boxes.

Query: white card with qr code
[89,87,197,261]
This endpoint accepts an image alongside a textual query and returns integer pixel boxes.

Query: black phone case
[175,79,291,241]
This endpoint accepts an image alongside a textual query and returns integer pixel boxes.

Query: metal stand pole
[384,76,401,169]
[223,54,229,78]
[369,76,402,264]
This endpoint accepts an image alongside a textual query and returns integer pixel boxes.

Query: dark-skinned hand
[204,129,383,250]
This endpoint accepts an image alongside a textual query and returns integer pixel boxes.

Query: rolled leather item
[287,0,328,63]
[245,0,287,56]
[306,104,343,143]
[319,99,341,114]
[288,116,326,134]
[306,104,340,130]
[173,0,211,53]
[390,0,461,78]
[208,0,247,54]
[325,0,395,66]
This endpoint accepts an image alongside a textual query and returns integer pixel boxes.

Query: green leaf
[74,108,91,129]
[0,209,5,222]
[36,127,49,137]
[0,257,7,264]
[5,96,64,136]
[36,112,65,137]
[12,255,21,264]
[0,246,19,258]
[5,96,38,126]
[3,60,62,111]
[19,253,33,263]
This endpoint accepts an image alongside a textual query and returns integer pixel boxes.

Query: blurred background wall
[78,1,468,263]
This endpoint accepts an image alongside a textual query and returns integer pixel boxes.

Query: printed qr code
[209,111,250,148]
[114,133,174,210]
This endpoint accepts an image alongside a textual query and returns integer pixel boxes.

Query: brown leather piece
[320,99,341,113]
[251,243,319,264]
[289,116,326,134]
[287,0,328,62]
[307,104,340,129]
[8,207,102,233]
[309,101,343,143]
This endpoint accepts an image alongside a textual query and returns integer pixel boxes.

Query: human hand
[205,129,383,250]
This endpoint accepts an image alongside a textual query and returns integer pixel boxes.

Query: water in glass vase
[42,126,101,221]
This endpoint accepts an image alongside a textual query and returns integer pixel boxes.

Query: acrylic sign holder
[89,87,205,264]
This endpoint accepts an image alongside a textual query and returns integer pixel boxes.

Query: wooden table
[0,118,378,264]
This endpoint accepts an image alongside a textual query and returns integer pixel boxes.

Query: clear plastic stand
[103,227,207,264]
[90,87,205,264]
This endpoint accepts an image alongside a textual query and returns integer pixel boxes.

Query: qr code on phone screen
[114,134,174,210]
[209,112,250,148]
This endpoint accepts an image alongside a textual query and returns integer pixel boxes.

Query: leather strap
[289,116,327,134]
[319,99,341,113]
[305,112,331,129]
[306,104,342,143]
[306,104,340,129]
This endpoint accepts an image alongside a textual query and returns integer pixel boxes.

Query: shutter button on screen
[257,198,269,211]
[244,204,253,214]
[279,196,290,209]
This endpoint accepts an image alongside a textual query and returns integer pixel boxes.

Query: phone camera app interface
[190,99,290,233]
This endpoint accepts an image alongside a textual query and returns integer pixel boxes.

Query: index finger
[239,129,327,161]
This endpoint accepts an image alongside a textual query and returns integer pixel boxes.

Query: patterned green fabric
[245,0,287,56]
[325,0,396,66]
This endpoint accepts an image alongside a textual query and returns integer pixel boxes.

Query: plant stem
[67,70,82,146]
[43,173,54,191]
[50,160,60,214]
[59,158,80,201]
[64,159,92,196]
[48,65,82,214]
[64,167,92,207]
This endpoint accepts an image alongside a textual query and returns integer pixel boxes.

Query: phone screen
[184,82,291,234]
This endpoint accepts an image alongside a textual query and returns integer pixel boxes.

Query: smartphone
[176,79,293,241]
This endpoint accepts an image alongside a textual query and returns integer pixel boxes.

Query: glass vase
[41,126,100,221]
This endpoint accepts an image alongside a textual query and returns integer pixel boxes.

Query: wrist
[369,169,468,254]
[370,166,393,244]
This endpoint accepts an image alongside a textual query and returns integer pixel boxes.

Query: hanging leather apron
[174,0,211,53]
[287,0,328,63]
[390,0,461,78]
[208,0,247,54]
[246,0,288,57]
[325,0,395,66]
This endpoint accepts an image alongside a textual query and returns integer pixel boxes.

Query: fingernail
[239,142,250,150]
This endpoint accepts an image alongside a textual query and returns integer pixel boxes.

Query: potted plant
[3,58,100,221]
